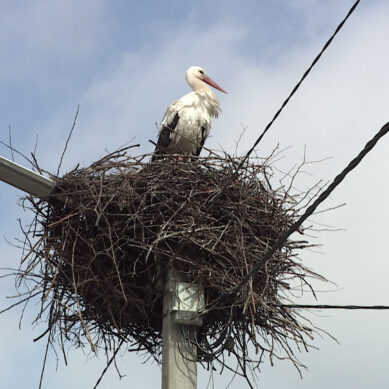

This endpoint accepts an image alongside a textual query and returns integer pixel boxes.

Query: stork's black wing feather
[151,113,179,161]
[195,126,207,156]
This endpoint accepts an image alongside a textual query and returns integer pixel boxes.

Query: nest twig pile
[14,147,325,381]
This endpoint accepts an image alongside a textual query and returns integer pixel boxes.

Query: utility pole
[1,155,205,389]
[162,271,204,389]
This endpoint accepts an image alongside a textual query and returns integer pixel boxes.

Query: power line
[224,121,389,298]
[283,304,389,310]
[233,0,361,174]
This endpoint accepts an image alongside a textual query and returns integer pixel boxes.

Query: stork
[152,66,227,161]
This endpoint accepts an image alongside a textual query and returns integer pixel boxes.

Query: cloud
[0,0,109,88]
[1,1,389,388]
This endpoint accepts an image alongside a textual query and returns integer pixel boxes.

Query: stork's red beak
[203,75,227,94]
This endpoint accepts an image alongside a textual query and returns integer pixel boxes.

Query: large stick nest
[16,148,324,379]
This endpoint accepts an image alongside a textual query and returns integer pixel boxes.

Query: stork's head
[185,66,227,94]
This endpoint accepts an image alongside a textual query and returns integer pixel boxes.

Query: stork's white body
[152,66,226,160]
[160,90,220,155]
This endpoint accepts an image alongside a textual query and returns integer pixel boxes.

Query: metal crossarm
[0,155,55,197]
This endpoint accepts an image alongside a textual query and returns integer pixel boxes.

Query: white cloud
[0,0,108,87]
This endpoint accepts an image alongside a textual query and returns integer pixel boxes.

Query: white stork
[152,65,227,161]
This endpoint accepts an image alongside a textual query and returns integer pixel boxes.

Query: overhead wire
[233,0,361,174]
[283,304,389,310]
[223,121,389,298]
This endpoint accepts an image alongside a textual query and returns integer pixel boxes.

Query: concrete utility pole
[162,272,204,389]
[1,155,206,389]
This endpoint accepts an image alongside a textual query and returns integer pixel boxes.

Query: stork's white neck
[185,72,221,118]
[186,74,210,92]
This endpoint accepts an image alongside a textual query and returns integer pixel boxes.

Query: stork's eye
[199,70,204,75]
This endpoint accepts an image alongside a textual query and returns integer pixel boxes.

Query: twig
[8,125,14,161]
[92,339,125,389]
[57,104,80,176]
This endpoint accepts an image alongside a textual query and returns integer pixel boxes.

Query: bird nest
[12,147,325,382]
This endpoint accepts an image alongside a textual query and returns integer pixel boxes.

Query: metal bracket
[0,155,55,197]
[165,278,205,327]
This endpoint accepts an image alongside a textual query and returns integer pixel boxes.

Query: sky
[0,0,389,388]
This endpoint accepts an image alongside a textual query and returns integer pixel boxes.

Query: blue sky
[1,1,389,388]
